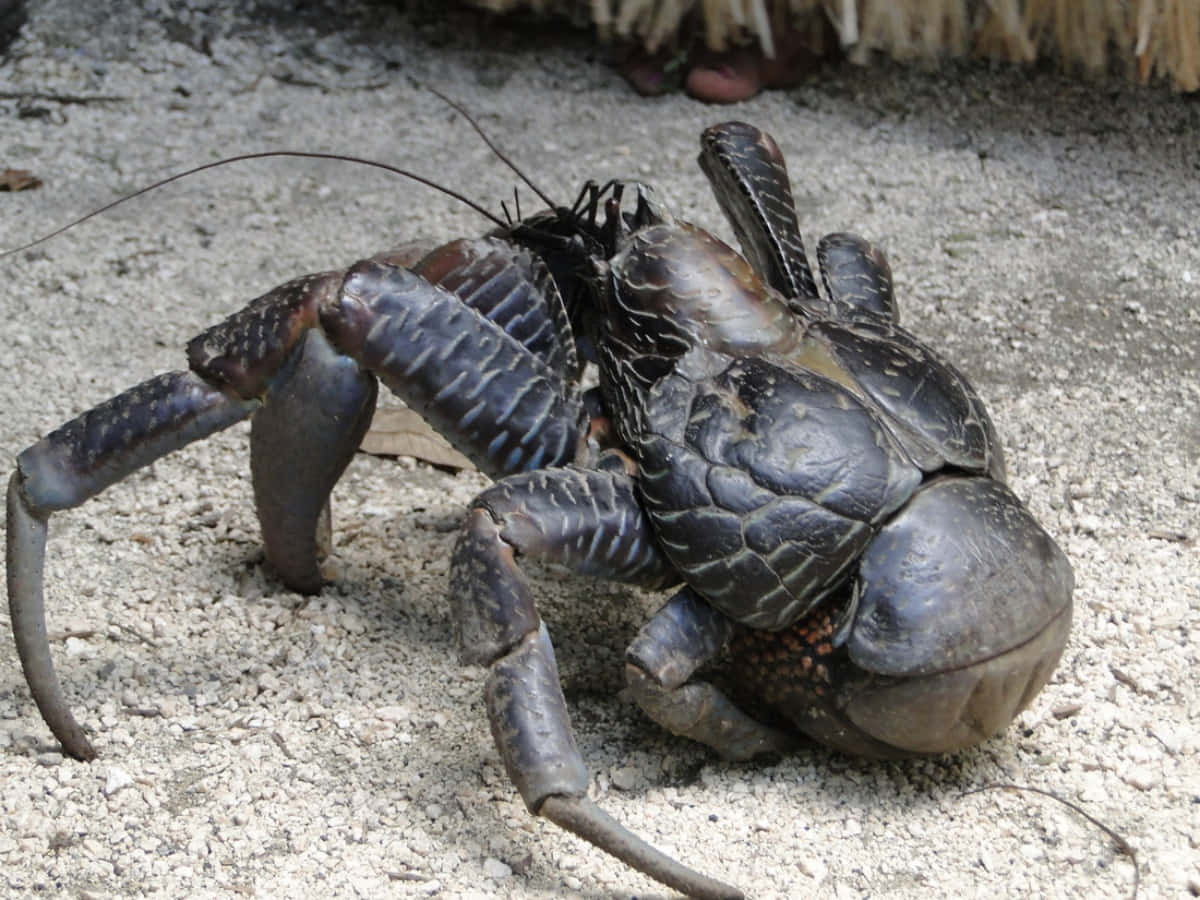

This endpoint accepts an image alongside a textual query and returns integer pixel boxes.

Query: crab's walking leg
[321,258,584,478]
[8,266,375,758]
[697,124,901,326]
[698,120,820,303]
[9,244,586,760]
[8,373,258,759]
[241,242,441,592]
[815,233,898,322]
[448,457,742,900]
[249,330,377,593]
[626,588,799,762]
[179,268,399,597]
[245,237,584,592]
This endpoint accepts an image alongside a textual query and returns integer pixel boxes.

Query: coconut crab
[5,117,1073,899]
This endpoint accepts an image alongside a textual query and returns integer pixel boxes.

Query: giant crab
[6,118,1073,899]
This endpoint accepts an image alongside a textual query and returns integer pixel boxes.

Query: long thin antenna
[0,151,507,260]
[424,85,559,213]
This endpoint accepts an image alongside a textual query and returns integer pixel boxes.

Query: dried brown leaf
[0,168,43,191]
[359,407,474,470]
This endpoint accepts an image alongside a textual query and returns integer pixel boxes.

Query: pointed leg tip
[539,794,745,900]
[65,737,99,762]
[44,710,97,761]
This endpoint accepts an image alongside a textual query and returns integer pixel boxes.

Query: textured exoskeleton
[6,119,1072,900]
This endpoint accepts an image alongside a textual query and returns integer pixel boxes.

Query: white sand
[0,2,1197,898]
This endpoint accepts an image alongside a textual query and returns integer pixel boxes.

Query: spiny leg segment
[8,242,584,762]
[450,456,744,900]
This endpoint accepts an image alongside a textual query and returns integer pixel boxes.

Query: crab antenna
[0,151,507,259]
[570,180,597,217]
[424,86,560,213]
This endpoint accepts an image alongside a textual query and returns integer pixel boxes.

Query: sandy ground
[0,2,1197,898]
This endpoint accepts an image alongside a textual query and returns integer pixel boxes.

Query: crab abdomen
[723,475,1073,757]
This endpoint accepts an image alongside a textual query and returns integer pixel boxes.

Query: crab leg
[8,239,590,761]
[9,264,388,757]
[698,120,819,303]
[449,460,742,900]
[8,266,350,758]
[320,258,584,478]
[249,243,587,590]
[245,237,584,591]
[249,329,378,593]
[626,588,798,762]
[8,373,258,760]
[814,232,898,323]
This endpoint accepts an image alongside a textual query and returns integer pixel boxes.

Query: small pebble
[1052,702,1082,719]
[376,705,410,722]
[64,636,95,658]
[1122,769,1158,791]
[798,856,827,882]
[104,767,134,798]
[482,857,512,879]
[610,765,640,791]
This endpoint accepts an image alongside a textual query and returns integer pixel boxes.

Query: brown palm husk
[464,0,1200,90]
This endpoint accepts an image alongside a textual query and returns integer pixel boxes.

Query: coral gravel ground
[0,2,1197,898]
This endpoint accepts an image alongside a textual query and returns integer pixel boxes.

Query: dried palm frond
[463,0,1200,90]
